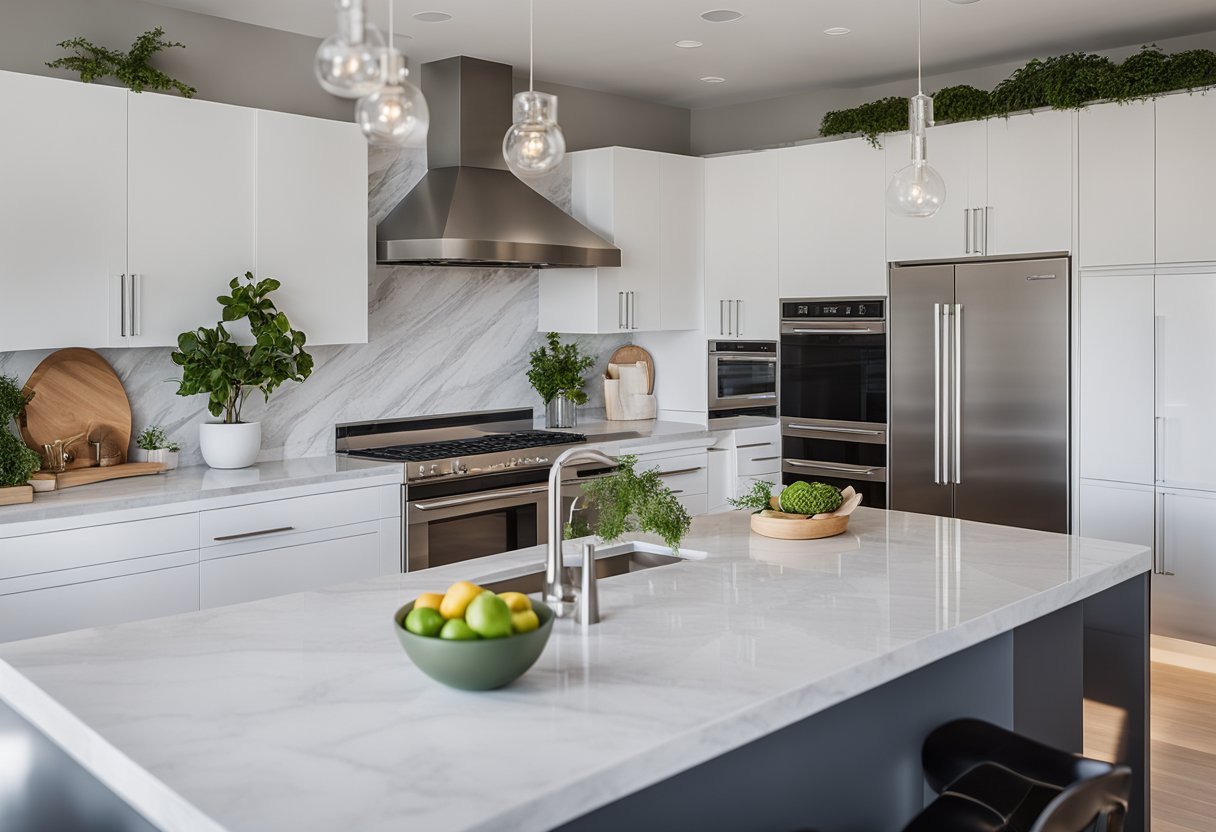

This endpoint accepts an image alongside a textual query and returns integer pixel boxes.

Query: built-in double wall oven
[779,298,887,508]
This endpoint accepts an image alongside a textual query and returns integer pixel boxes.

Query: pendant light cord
[388,0,394,51]
[529,0,535,91]
[916,0,923,95]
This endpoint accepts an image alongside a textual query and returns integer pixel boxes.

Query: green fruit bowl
[392,599,555,691]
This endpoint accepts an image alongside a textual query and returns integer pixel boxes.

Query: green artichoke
[779,481,843,515]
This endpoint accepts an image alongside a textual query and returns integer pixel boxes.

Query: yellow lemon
[439,581,483,620]
[414,592,444,611]
[498,591,532,613]
[511,609,540,634]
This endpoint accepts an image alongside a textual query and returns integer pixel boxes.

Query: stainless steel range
[336,409,599,572]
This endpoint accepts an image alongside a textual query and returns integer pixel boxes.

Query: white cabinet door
[1078,273,1155,485]
[0,72,126,351]
[1154,489,1216,645]
[1156,272,1216,490]
[0,563,198,643]
[256,110,368,345]
[778,139,887,298]
[885,120,987,262]
[613,150,662,331]
[128,93,255,347]
[986,109,1073,256]
[704,152,779,340]
[200,525,381,608]
[1079,100,1154,268]
[659,153,704,330]
[1077,479,1154,548]
[1155,92,1216,265]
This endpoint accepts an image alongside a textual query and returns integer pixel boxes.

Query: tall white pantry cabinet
[1077,91,1216,646]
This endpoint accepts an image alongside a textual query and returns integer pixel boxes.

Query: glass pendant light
[354,0,429,146]
[886,0,946,218]
[503,0,566,177]
[315,0,386,99]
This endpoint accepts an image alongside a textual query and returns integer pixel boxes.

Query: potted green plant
[0,376,41,502]
[135,425,180,470]
[171,273,313,469]
[527,332,595,428]
[565,455,692,552]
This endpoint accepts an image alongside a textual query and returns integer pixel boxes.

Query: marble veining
[0,509,1150,832]
[0,146,623,467]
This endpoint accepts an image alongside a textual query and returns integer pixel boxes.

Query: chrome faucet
[545,447,616,617]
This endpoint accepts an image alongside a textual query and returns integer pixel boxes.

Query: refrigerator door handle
[933,302,943,485]
[952,303,963,485]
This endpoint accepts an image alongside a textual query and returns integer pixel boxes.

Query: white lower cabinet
[201,524,381,608]
[1154,489,1216,645]
[1077,479,1155,550]
[707,425,782,513]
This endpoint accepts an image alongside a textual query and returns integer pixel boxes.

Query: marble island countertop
[0,508,1148,832]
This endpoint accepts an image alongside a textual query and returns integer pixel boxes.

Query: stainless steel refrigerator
[888,256,1070,533]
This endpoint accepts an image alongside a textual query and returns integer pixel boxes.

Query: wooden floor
[1086,660,1216,831]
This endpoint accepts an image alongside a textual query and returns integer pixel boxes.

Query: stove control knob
[417,465,426,477]
[537,456,549,464]
[453,459,467,474]
[429,464,439,476]
[524,457,536,465]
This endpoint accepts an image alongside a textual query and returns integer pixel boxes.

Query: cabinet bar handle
[750,456,780,463]
[727,300,734,336]
[120,274,128,337]
[719,300,725,336]
[618,292,625,329]
[736,299,744,337]
[736,442,772,449]
[214,525,295,542]
[656,466,704,478]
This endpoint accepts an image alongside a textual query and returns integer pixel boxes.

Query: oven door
[405,478,548,572]
[782,418,888,508]
[709,353,778,411]
[779,321,886,423]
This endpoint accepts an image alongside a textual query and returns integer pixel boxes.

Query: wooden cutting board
[608,345,655,394]
[19,348,132,470]
[0,485,34,506]
[53,462,164,490]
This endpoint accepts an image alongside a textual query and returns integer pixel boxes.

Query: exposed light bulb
[503,91,566,177]
[886,0,946,218]
[314,1,386,98]
[355,49,428,145]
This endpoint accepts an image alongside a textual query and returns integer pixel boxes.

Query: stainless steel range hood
[376,56,621,269]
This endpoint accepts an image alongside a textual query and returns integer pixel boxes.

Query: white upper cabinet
[985,110,1074,256]
[704,152,779,340]
[1156,272,1216,491]
[885,120,987,263]
[127,93,256,347]
[1079,99,1155,268]
[1155,92,1216,265]
[538,148,702,334]
[1078,273,1155,485]
[256,110,368,345]
[778,138,886,298]
[0,72,126,352]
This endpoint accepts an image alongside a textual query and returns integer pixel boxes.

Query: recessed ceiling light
[700,76,726,83]
[823,27,851,36]
[700,9,743,23]
[413,11,452,22]
[675,39,704,48]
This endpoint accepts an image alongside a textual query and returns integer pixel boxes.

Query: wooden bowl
[748,496,852,540]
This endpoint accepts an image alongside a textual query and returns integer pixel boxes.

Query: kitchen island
[0,508,1150,831]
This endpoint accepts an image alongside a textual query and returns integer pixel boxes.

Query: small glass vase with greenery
[0,376,41,491]
[527,332,595,428]
[171,273,312,469]
[564,455,692,553]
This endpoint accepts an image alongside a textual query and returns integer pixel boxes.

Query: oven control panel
[781,299,884,320]
[407,452,558,482]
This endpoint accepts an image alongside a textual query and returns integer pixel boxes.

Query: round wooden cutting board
[20,349,132,470]
[608,345,655,394]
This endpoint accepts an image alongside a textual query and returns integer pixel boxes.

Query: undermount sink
[480,545,685,595]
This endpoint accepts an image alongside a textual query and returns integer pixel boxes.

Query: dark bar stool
[904,718,1131,832]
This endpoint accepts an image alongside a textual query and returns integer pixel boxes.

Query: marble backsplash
[0,145,625,466]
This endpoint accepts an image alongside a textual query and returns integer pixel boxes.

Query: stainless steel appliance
[888,256,1070,533]
[708,340,779,419]
[336,409,597,571]
[779,298,888,507]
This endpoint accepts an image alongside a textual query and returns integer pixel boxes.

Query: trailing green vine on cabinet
[821,45,1216,147]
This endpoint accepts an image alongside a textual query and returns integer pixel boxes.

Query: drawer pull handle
[213,526,295,542]
[750,456,780,462]
[736,442,772,449]
[656,467,704,478]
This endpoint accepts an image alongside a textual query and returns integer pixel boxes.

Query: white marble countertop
[0,508,1149,832]
[0,456,403,529]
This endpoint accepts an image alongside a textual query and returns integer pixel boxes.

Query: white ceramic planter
[199,422,261,469]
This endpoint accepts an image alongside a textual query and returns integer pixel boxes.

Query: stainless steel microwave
[708,340,778,417]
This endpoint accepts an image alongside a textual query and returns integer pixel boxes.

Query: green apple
[439,618,479,640]
[464,591,512,639]
[404,606,445,638]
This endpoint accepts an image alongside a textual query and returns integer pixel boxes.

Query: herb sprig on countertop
[728,479,775,514]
